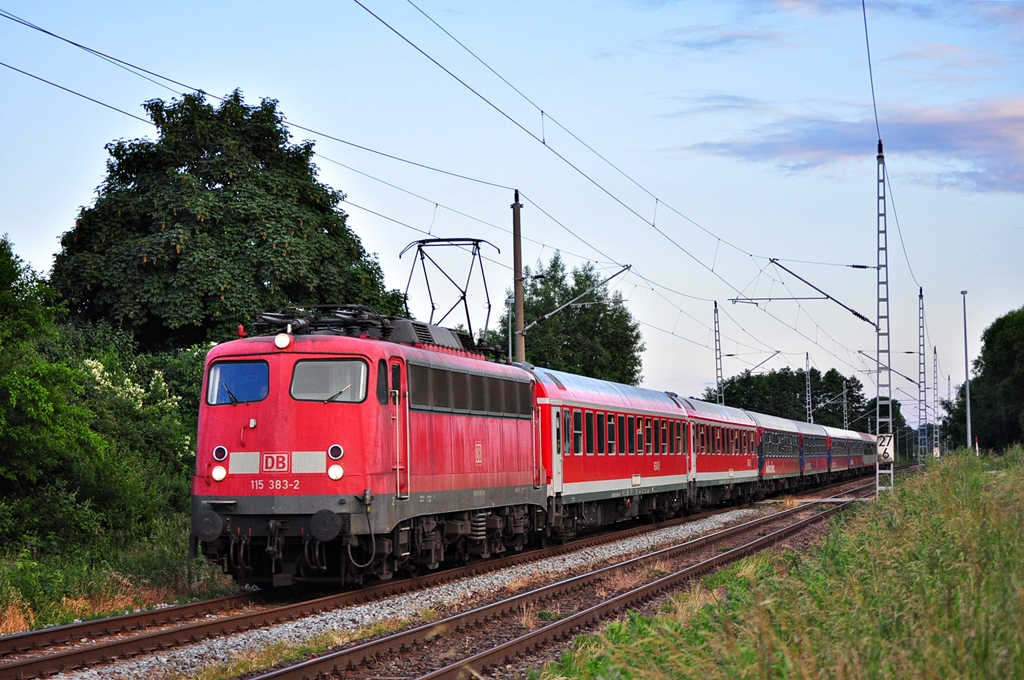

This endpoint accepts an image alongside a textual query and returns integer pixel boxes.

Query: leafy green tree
[53,90,403,351]
[943,305,1024,449]
[491,253,644,385]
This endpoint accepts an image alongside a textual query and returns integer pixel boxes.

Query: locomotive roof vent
[390,319,470,352]
[253,304,497,358]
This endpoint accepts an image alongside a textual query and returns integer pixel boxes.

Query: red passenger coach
[678,400,759,503]
[529,369,693,538]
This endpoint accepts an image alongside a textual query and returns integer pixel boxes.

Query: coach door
[551,407,564,494]
[390,359,410,500]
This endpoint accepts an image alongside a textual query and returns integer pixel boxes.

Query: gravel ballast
[56,508,762,680]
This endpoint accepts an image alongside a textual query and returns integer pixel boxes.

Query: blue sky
[1,0,1021,431]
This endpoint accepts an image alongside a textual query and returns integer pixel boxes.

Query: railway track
[0,474,879,679]
[246,481,880,680]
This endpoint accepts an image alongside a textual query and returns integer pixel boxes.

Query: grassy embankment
[542,447,1024,679]
[0,516,232,634]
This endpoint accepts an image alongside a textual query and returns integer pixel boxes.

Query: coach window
[652,419,660,455]
[597,413,606,455]
[554,409,561,457]
[607,416,616,455]
[645,418,653,455]
[662,421,669,455]
[563,409,572,455]
[376,359,388,405]
[585,412,595,455]
[573,410,584,456]
[291,359,368,403]
[741,431,748,456]
[619,415,627,455]
[627,416,636,455]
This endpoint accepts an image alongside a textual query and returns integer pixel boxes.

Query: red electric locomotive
[191,305,874,587]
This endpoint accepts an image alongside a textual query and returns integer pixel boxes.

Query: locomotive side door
[389,359,410,500]
[551,407,564,494]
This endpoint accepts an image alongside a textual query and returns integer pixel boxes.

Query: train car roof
[821,425,865,440]
[530,366,685,413]
[678,398,757,427]
[745,411,828,437]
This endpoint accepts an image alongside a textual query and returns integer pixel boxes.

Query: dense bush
[0,236,200,553]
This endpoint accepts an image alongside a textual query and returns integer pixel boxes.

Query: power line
[4,5,879,381]
[0,34,762,361]
[349,0,665,232]
[0,59,152,125]
[860,0,881,141]
[883,164,920,288]
[0,8,198,98]
[401,0,757,262]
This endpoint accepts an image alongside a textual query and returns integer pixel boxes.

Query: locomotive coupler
[266,520,285,571]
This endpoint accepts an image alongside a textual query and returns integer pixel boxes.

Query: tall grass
[0,514,233,633]
[542,447,1024,679]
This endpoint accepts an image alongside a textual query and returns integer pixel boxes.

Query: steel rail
[0,472,878,678]
[0,504,742,678]
[247,481,878,680]
[423,491,870,680]
[0,591,265,656]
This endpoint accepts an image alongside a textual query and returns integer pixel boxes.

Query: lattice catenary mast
[918,288,927,463]
[933,346,940,458]
[876,141,895,492]
[806,353,813,424]
[714,301,724,405]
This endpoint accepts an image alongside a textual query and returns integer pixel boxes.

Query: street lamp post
[961,290,973,452]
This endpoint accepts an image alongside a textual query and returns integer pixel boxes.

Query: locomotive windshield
[207,361,270,405]
[291,359,368,403]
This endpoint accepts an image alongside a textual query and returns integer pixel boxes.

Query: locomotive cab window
[207,360,269,405]
[291,359,368,402]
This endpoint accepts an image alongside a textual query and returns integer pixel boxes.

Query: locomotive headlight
[274,333,291,349]
[328,444,344,460]
[212,445,228,462]
[212,465,227,482]
[327,464,344,480]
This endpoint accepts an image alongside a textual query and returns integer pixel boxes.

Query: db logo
[262,453,289,473]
